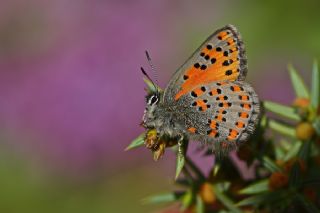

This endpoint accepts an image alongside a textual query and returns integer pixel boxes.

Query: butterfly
[141,24,260,161]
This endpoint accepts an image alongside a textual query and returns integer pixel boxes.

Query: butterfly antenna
[145,51,159,86]
[140,67,158,93]
[140,66,152,81]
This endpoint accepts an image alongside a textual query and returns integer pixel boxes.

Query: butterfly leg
[177,137,184,156]
[175,136,189,179]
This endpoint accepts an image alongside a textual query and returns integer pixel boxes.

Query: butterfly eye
[147,95,159,106]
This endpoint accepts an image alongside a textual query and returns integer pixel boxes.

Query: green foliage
[143,192,183,204]
[125,133,145,151]
[214,184,242,213]
[128,61,320,212]
[288,64,310,98]
[176,153,186,180]
[263,101,300,121]
[238,180,269,195]
[196,195,205,213]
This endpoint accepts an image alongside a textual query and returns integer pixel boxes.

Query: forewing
[164,25,247,103]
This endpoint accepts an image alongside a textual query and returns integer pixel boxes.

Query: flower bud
[199,182,216,204]
[268,172,288,191]
[295,122,315,141]
[293,98,310,108]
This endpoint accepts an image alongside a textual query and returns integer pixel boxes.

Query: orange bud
[293,98,311,118]
[296,122,315,141]
[268,172,289,191]
[293,98,310,108]
[199,182,216,204]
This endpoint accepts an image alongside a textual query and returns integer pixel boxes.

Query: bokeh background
[0,0,320,212]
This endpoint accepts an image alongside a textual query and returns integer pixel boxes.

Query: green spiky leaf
[175,154,185,180]
[238,180,269,195]
[283,140,302,161]
[268,119,296,138]
[236,190,290,207]
[260,115,268,128]
[143,192,183,204]
[311,60,320,108]
[275,146,285,160]
[215,185,242,213]
[313,117,320,136]
[125,133,145,151]
[298,139,312,161]
[288,64,310,98]
[262,156,282,172]
[213,162,221,177]
[175,140,188,179]
[196,195,205,213]
[264,101,300,121]
[181,189,193,211]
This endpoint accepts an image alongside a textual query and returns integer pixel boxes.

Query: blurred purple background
[0,0,319,212]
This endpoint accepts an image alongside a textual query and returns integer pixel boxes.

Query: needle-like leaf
[142,192,183,204]
[215,185,242,213]
[268,120,296,138]
[264,101,300,121]
[125,133,145,151]
[175,154,185,180]
[283,140,302,161]
[262,156,282,172]
[196,195,205,213]
[288,64,310,98]
[239,180,269,195]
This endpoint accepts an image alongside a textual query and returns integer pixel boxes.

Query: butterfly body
[142,25,260,160]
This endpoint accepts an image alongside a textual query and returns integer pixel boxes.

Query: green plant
[126,61,320,213]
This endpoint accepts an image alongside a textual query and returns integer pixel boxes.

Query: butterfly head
[142,91,167,160]
[146,93,160,106]
[140,64,163,127]
[142,90,162,128]
[139,51,181,160]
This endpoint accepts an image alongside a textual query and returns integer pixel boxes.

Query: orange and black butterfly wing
[175,81,260,152]
[164,24,247,103]
[163,25,259,151]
